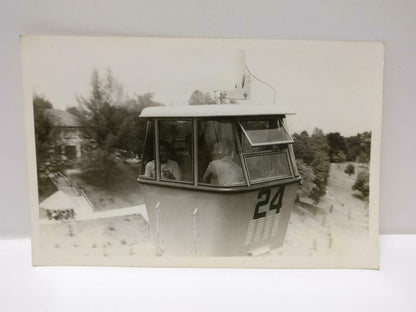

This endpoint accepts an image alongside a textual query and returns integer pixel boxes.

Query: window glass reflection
[198,120,245,186]
[157,120,193,183]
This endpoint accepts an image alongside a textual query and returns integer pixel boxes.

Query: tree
[33,95,53,174]
[344,131,371,162]
[357,152,370,164]
[293,128,330,203]
[117,93,162,156]
[34,95,53,144]
[292,131,314,164]
[189,90,216,105]
[326,132,347,162]
[344,164,355,176]
[309,150,330,202]
[75,69,165,185]
[33,95,63,200]
[352,170,369,200]
[333,150,346,165]
[309,128,331,203]
[75,69,131,184]
[295,160,316,200]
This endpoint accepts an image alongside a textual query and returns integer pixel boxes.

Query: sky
[21,36,384,136]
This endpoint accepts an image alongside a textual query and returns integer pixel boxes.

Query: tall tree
[293,128,330,203]
[327,132,347,163]
[344,131,371,162]
[333,150,347,165]
[292,131,314,165]
[117,93,162,156]
[295,160,316,200]
[75,70,165,184]
[33,95,53,150]
[33,95,59,200]
[309,128,331,202]
[75,70,130,183]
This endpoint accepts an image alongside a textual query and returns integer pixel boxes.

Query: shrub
[352,170,369,200]
[344,164,355,176]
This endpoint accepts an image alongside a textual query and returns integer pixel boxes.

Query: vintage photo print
[21,36,383,268]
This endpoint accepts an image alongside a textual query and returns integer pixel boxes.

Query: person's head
[159,140,171,164]
[211,141,231,160]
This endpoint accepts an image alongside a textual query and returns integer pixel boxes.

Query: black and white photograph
[21,36,383,268]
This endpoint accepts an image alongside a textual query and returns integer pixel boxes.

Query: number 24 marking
[253,186,285,220]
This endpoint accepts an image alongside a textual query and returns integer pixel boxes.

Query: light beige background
[1,0,416,239]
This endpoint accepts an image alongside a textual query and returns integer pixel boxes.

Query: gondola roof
[140,104,295,118]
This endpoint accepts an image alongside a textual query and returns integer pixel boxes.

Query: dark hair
[159,140,171,149]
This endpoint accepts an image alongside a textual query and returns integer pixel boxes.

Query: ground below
[275,162,369,257]
[67,161,144,211]
[39,162,370,258]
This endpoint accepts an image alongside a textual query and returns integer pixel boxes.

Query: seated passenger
[202,141,244,186]
[145,141,181,180]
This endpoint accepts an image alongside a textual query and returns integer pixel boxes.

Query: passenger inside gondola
[202,140,244,186]
[198,119,245,186]
[141,119,193,183]
[144,140,181,180]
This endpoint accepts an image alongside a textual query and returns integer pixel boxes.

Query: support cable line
[245,65,277,105]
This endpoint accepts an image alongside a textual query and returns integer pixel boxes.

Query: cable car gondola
[137,52,300,256]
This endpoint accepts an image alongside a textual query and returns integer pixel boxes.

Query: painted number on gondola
[253,186,285,220]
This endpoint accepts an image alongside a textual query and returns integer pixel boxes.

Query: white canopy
[39,190,75,211]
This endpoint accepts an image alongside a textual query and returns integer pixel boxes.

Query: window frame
[243,150,294,184]
[136,115,301,191]
[196,117,248,188]
[287,144,300,177]
[238,116,294,147]
[138,119,156,180]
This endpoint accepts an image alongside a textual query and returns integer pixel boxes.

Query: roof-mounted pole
[214,50,277,105]
[214,50,251,104]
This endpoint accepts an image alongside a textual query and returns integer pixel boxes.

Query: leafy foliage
[344,132,371,163]
[293,128,330,203]
[189,90,216,105]
[33,95,63,200]
[326,132,347,162]
[73,69,162,185]
[33,95,61,176]
[333,150,347,164]
[292,131,314,165]
[295,160,316,200]
[327,131,371,163]
[344,164,355,176]
[33,95,53,147]
[352,170,369,200]
[309,128,331,202]
[293,128,371,202]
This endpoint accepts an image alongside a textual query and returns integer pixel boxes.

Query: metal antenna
[245,65,277,105]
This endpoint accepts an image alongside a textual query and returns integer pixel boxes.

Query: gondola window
[198,119,245,186]
[245,152,292,183]
[158,120,193,183]
[240,117,293,148]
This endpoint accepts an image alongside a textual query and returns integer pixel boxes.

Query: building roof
[140,104,296,118]
[45,109,82,127]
